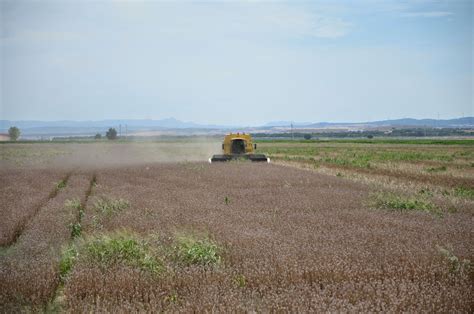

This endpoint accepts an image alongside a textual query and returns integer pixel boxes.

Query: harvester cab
[209,133,270,163]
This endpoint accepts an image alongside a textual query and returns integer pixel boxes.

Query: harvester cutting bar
[209,154,270,163]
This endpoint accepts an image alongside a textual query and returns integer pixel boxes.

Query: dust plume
[0,138,222,170]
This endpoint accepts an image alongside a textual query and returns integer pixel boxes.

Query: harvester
[209,133,270,163]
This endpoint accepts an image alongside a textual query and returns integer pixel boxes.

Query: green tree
[106,128,117,140]
[8,126,20,141]
[304,134,312,140]
[94,133,102,140]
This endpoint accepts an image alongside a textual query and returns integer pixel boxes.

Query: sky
[1,0,472,126]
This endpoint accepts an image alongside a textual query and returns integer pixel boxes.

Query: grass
[91,176,98,188]
[70,223,82,238]
[65,198,84,238]
[56,179,67,191]
[164,292,179,304]
[65,198,82,211]
[0,246,15,257]
[171,233,222,267]
[260,145,459,166]
[84,233,161,273]
[94,198,130,215]
[323,156,371,168]
[58,231,223,283]
[59,232,163,280]
[59,246,79,280]
[425,166,447,172]
[50,177,70,198]
[91,198,130,230]
[418,188,434,197]
[233,274,247,288]
[453,186,474,199]
[56,180,67,190]
[370,192,440,215]
[256,138,474,145]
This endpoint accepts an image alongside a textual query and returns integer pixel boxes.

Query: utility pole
[125,124,127,140]
[291,122,294,141]
[437,112,440,136]
[119,124,122,138]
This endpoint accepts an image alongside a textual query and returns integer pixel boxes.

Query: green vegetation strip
[370,192,441,216]
[60,232,163,280]
[84,233,161,273]
[171,234,222,266]
[94,198,130,215]
[91,197,131,230]
[256,139,474,145]
[453,186,474,199]
[262,146,457,163]
[59,231,222,281]
[65,198,84,238]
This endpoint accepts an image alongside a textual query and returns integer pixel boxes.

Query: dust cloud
[0,138,222,170]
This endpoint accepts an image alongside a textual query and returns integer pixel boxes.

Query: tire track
[1,172,72,248]
[45,173,97,312]
[0,173,92,311]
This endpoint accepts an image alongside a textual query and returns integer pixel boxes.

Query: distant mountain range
[264,117,474,128]
[0,118,225,130]
[263,121,314,127]
[0,117,472,138]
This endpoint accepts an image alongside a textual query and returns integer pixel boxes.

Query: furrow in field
[0,173,92,311]
[45,173,97,312]
[0,169,68,246]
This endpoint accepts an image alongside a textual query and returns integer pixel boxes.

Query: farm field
[0,140,473,312]
[258,140,474,195]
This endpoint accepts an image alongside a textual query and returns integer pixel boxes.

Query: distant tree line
[94,128,117,140]
[252,128,473,139]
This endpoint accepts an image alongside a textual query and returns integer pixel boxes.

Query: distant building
[0,133,10,141]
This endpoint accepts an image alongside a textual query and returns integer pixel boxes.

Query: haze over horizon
[1,0,472,125]
[1,115,473,127]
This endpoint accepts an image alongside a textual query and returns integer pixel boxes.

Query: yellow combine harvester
[209,133,270,163]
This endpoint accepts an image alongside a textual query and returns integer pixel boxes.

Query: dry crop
[0,141,472,312]
[0,168,67,246]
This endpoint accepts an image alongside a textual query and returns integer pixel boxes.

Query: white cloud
[255,6,352,39]
[402,11,453,18]
[110,2,353,40]
[311,17,352,38]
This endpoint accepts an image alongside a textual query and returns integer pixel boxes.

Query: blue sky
[1,0,472,125]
